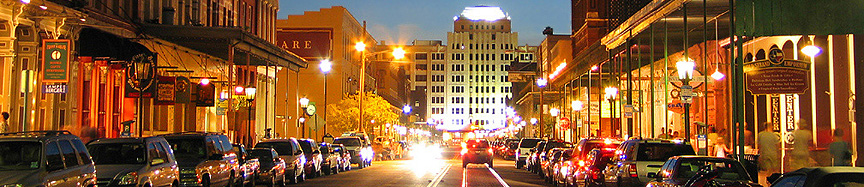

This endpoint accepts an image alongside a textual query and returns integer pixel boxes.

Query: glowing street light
[299,97,309,108]
[711,69,725,81]
[320,59,332,73]
[571,100,584,111]
[402,104,412,114]
[550,108,560,117]
[392,47,406,59]
[536,78,548,88]
[355,42,367,52]
[676,57,696,141]
[676,58,696,80]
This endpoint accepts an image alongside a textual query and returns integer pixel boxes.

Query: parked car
[461,139,493,168]
[232,144,259,187]
[333,136,372,168]
[543,148,571,184]
[248,148,286,186]
[330,144,352,172]
[767,167,864,187]
[515,138,542,169]
[0,131,97,187]
[526,140,547,172]
[579,148,617,187]
[502,141,519,160]
[319,143,340,175]
[647,156,759,187]
[255,138,306,184]
[297,139,323,178]
[161,132,239,187]
[373,136,402,159]
[605,139,696,187]
[87,136,179,187]
[537,140,574,176]
[563,138,620,187]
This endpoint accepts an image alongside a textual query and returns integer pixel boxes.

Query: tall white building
[424,6,524,131]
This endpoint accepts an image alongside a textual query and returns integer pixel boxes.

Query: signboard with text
[154,76,176,105]
[42,39,70,82]
[275,29,333,59]
[744,46,811,95]
[42,85,67,94]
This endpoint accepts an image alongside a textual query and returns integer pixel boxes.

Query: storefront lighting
[199,78,210,85]
[801,45,822,58]
[219,91,229,100]
[711,69,725,81]
[536,78,547,88]
[530,118,538,124]
[244,87,256,99]
[550,108,560,117]
[39,2,47,10]
[572,100,584,111]
[20,0,30,4]
[79,18,86,22]
[604,87,618,100]
[299,117,306,123]
[234,86,244,94]
[591,65,598,71]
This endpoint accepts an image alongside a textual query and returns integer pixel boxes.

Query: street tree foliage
[326,92,398,133]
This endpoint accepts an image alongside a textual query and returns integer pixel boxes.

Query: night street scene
[2,0,864,186]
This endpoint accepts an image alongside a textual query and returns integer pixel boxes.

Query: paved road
[284,147,548,187]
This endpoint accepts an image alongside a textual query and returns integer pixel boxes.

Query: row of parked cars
[0,130,375,187]
[494,137,864,187]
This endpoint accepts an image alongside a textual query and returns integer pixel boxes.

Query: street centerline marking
[427,164,451,187]
[487,165,510,187]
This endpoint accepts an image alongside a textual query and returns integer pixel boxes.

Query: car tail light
[488,148,494,154]
[628,164,638,178]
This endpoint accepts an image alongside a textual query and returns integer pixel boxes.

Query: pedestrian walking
[757,122,780,186]
[657,127,668,139]
[790,120,813,171]
[714,137,731,158]
[0,112,9,133]
[829,129,852,166]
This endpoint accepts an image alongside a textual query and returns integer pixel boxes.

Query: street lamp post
[245,86,256,145]
[677,58,695,141]
[604,87,618,137]
[299,97,310,138]
[549,108,560,139]
[131,57,154,137]
[354,42,406,133]
[537,78,547,138]
[320,60,332,137]
[572,100,583,138]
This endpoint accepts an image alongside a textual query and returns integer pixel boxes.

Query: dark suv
[0,131,97,187]
[461,139,493,168]
[160,132,239,187]
[605,139,696,187]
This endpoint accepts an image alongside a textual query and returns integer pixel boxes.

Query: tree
[326,92,399,134]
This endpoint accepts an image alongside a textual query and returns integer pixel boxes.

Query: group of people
[656,127,681,139]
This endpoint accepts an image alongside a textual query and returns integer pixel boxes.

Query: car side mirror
[313,150,320,154]
[646,172,658,179]
[767,173,782,184]
[295,151,303,155]
[209,154,224,160]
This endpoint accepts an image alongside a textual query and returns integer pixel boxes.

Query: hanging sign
[744,46,810,95]
[154,76,176,105]
[175,77,191,103]
[196,83,215,107]
[124,54,157,98]
[771,96,781,131]
[42,85,67,94]
[42,39,70,83]
[623,105,634,118]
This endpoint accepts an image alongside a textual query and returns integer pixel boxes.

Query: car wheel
[516,162,522,169]
[333,166,339,174]
[228,171,236,187]
[172,180,179,187]
[201,175,211,187]
[298,169,306,182]
[288,168,298,184]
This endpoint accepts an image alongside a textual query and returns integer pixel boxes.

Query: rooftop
[456,6,509,21]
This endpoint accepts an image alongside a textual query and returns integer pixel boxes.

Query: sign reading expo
[744,46,811,95]
[275,29,332,59]
[42,39,70,82]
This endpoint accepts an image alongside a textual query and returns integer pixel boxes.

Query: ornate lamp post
[320,60,332,136]
[571,100,583,137]
[604,87,618,137]
[677,58,695,141]
[244,86,256,144]
[130,54,155,137]
[536,78,547,138]
[299,97,310,138]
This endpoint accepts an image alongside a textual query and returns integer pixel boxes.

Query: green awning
[736,0,864,36]
[141,24,307,70]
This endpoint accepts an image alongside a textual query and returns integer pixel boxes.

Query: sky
[278,0,571,46]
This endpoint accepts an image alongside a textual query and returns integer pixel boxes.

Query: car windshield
[674,159,749,181]
[637,143,696,161]
[334,138,361,146]
[0,141,42,170]
[580,142,620,156]
[520,139,541,148]
[508,142,518,149]
[298,141,315,155]
[545,142,573,151]
[87,143,146,165]
[256,142,292,156]
[166,138,207,159]
[249,150,274,160]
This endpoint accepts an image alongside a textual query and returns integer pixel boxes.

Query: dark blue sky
[278,0,571,45]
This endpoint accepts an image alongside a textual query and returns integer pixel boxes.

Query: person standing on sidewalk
[829,129,853,166]
[0,112,9,133]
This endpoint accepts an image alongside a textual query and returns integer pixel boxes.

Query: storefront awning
[141,24,307,70]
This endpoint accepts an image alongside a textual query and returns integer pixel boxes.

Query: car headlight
[117,171,138,185]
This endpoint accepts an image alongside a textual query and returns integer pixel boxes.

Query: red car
[461,139,493,168]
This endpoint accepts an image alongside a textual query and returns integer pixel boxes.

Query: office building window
[432,53,445,60]
[415,53,428,60]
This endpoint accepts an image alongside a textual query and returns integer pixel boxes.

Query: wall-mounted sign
[124,54,157,98]
[196,83,215,107]
[175,77,191,103]
[275,29,333,59]
[771,96,781,131]
[744,46,810,95]
[42,85,67,94]
[154,76,176,105]
[42,39,70,83]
